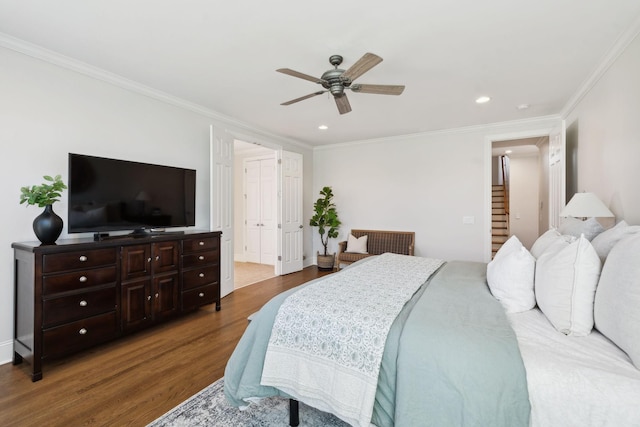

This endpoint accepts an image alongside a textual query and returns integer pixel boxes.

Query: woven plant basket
[317,252,335,271]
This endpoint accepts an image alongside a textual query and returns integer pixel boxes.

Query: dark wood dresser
[12,230,221,381]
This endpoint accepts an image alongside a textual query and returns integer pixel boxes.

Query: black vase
[33,204,63,245]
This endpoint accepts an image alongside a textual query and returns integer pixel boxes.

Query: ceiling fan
[277,53,405,115]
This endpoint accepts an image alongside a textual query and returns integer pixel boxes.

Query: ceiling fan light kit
[277,52,405,114]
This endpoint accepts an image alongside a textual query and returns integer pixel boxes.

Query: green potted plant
[19,174,67,244]
[309,186,341,270]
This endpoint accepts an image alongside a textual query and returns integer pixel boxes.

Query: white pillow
[590,220,640,262]
[487,236,536,313]
[530,229,575,259]
[345,234,368,254]
[594,232,640,368]
[534,235,602,336]
[558,216,605,241]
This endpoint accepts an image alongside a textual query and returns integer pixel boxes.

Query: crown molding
[561,14,640,118]
[314,114,561,151]
[0,32,312,151]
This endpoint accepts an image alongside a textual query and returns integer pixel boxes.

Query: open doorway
[491,136,549,254]
[233,140,277,288]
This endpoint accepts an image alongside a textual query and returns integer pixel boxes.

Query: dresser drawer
[182,250,219,268]
[182,285,217,311]
[43,286,116,328]
[43,312,118,358]
[182,266,219,290]
[182,237,219,254]
[43,248,116,274]
[43,266,117,295]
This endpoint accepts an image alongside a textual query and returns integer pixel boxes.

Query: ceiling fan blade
[281,91,325,106]
[351,84,405,95]
[335,94,352,115]
[341,53,383,82]
[276,68,325,84]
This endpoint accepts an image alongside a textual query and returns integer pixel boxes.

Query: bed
[224,222,640,427]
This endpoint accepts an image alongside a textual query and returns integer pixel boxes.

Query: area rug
[147,378,349,426]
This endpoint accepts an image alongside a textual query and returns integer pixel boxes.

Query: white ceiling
[2,1,640,147]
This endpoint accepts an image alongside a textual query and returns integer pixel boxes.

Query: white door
[548,121,566,229]
[244,157,276,265]
[210,125,234,298]
[260,159,277,263]
[278,150,303,275]
[244,160,261,263]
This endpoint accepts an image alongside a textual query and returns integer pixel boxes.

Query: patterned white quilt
[260,253,444,427]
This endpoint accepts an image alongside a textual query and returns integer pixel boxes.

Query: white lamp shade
[560,192,614,218]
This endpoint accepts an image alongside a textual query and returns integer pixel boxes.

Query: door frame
[212,128,304,293]
[483,124,563,262]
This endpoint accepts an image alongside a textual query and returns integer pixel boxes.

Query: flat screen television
[68,153,196,236]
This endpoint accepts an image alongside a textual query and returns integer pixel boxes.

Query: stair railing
[501,155,510,217]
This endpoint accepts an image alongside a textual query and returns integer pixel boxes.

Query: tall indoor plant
[309,186,341,270]
[19,174,67,244]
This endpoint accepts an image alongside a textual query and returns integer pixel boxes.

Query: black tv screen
[68,153,196,234]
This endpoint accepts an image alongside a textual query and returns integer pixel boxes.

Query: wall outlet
[462,216,475,224]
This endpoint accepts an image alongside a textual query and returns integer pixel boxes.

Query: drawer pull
[198,255,205,261]
[199,292,205,297]
[198,241,205,246]
[79,276,88,283]
[155,256,160,261]
[199,273,205,278]
[147,295,152,301]
[79,255,88,262]
[155,293,159,299]
[147,257,152,263]
[79,328,87,335]
[79,300,88,307]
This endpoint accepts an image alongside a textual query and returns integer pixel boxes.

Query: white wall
[0,45,313,364]
[565,32,640,224]
[508,154,540,249]
[312,118,558,263]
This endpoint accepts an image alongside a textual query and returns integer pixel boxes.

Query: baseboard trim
[0,339,13,366]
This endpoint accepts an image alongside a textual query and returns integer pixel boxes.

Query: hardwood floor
[234,261,276,288]
[0,266,331,427]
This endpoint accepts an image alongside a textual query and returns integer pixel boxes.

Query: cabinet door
[121,245,152,281]
[152,241,179,274]
[153,272,179,320]
[121,278,152,332]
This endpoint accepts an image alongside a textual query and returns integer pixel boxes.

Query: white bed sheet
[508,308,640,427]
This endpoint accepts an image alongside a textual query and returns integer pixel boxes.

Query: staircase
[492,184,509,258]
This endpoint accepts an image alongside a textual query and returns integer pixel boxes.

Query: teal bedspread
[224,259,530,426]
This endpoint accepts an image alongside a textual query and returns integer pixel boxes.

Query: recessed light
[475,96,491,104]
[318,125,328,130]
[505,150,513,154]
[517,104,530,110]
